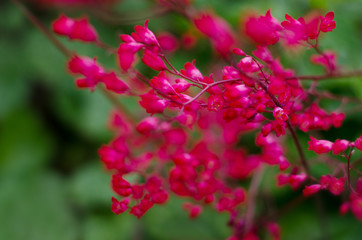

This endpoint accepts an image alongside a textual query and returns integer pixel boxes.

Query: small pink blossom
[139,90,168,114]
[180,60,203,82]
[136,117,159,135]
[320,12,336,32]
[111,197,130,215]
[273,107,288,122]
[303,184,322,197]
[332,139,350,155]
[101,72,129,94]
[193,12,235,56]
[245,10,282,46]
[355,135,362,151]
[142,49,167,71]
[224,84,251,101]
[132,20,159,46]
[183,202,202,219]
[150,71,176,95]
[157,32,179,52]
[117,42,144,72]
[311,51,337,72]
[308,136,333,154]
[52,14,98,42]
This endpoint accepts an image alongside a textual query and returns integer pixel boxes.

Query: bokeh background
[1,0,362,239]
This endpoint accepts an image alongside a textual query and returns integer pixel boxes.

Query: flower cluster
[48,5,362,240]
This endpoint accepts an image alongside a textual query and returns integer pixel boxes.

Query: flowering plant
[13,0,362,239]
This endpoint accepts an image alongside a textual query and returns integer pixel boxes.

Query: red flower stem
[286,120,311,175]
[226,57,311,175]
[345,147,355,192]
[160,55,208,86]
[252,73,311,175]
[134,71,184,106]
[182,78,243,105]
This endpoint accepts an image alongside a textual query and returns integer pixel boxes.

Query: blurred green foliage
[1,0,362,239]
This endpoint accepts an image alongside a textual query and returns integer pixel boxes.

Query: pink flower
[266,222,280,240]
[351,195,362,220]
[52,14,75,36]
[237,56,260,73]
[142,49,167,71]
[172,78,191,93]
[117,42,144,72]
[111,197,130,215]
[112,174,133,197]
[151,189,169,204]
[157,32,179,52]
[101,72,129,94]
[355,135,362,151]
[132,20,159,46]
[98,145,126,170]
[288,173,307,189]
[130,195,154,218]
[136,117,159,135]
[311,51,337,72]
[331,112,345,128]
[273,107,288,122]
[320,12,336,32]
[303,184,322,197]
[71,18,98,42]
[281,14,307,45]
[180,60,203,82]
[193,12,235,56]
[183,202,202,219]
[332,139,349,155]
[328,177,345,195]
[163,128,187,145]
[139,90,168,114]
[224,84,251,101]
[68,55,104,90]
[150,71,176,95]
[232,48,246,56]
[208,94,224,112]
[252,46,273,62]
[308,136,333,154]
[245,10,282,46]
[52,14,98,42]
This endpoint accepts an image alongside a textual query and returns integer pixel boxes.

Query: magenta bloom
[111,197,130,215]
[308,136,333,154]
[320,12,336,32]
[303,184,322,197]
[245,10,282,46]
[332,139,350,155]
[194,12,236,56]
[139,90,168,114]
[117,42,144,72]
[132,20,159,46]
[52,14,98,42]
[354,135,362,151]
[68,55,104,90]
[102,72,129,94]
[180,60,203,81]
[142,49,167,71]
